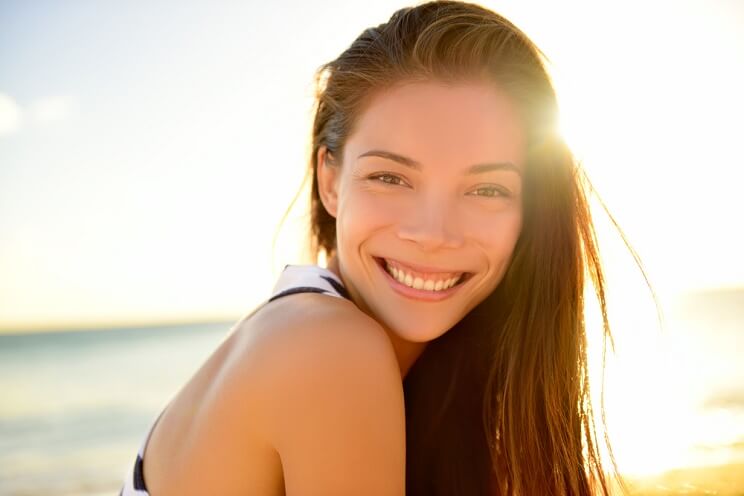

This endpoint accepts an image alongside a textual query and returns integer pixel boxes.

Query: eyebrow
[357,149,522,176]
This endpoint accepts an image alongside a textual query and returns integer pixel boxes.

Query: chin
[383,315,453,343]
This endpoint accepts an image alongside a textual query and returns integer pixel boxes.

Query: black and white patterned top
[118,264,350,495]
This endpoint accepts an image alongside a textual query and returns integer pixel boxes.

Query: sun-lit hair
[279,1,647,494]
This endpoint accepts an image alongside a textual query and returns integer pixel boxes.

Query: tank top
[118,264,350,495]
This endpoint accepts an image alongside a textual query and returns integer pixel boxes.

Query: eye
[368,173,408,187]
[468,185,510,199]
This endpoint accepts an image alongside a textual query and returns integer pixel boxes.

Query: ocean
[0,321,232,496]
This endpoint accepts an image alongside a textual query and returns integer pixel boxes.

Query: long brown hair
[279,1,647,494]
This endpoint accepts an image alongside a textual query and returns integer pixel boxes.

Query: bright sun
[547,0,744,474]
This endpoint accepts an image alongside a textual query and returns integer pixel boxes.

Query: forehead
[346,79,526,169]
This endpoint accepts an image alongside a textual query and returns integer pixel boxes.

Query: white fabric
[270,264,346,299]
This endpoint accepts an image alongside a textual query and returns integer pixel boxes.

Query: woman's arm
[241,295,407,496]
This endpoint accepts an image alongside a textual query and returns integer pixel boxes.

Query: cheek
[465,206,522,257]
[337,188,399,246]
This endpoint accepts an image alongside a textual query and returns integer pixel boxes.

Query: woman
[120,1,638,494]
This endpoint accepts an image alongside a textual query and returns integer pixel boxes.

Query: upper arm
[245,300,406,496]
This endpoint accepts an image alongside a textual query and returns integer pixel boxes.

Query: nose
[396,194,465,251]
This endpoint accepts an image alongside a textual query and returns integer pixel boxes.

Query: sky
[1,0,743,479]
[1,0,743,332]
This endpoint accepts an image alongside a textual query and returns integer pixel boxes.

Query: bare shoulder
[235,293,406,495]
[142,293,403,496]
[240,291,398,372]
[236,291,403,421]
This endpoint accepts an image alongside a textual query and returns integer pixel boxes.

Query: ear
[316,145,341,219]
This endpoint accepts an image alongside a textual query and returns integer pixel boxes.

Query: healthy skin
[318,78,525,376]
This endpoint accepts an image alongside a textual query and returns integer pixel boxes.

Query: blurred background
[0,0,742,494]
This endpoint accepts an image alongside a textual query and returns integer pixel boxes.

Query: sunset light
[1,1,742,494]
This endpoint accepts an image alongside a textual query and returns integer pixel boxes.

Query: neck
[325,253,427,378]
[386,329,427,378]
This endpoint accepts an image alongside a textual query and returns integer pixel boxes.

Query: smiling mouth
[372,256,473,290]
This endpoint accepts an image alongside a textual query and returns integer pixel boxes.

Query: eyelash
[471,185,510,198]
[367,173,510,198]
[370,173,407,187]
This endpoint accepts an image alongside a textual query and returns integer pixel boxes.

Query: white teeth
[383,259,463,292]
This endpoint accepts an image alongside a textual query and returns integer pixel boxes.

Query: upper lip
[376,256,469,275]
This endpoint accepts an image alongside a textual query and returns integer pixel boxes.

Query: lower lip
[373,257,468,302]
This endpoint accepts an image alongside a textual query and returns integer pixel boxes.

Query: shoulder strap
[268,264,351,302]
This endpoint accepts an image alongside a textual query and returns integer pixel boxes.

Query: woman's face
[317,79,525,343]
